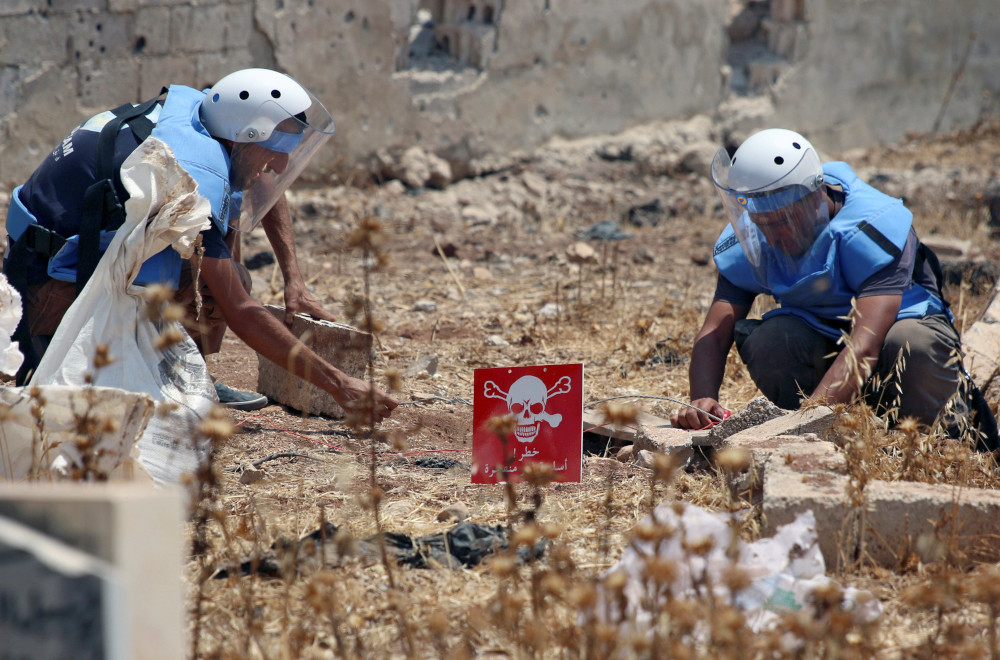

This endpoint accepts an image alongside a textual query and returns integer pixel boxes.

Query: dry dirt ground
[193,118,1000,658]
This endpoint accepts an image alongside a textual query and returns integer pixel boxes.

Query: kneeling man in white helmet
[670,128,995,451]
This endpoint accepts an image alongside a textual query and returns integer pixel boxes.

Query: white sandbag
[0,384,154,481]
[30,138,217,485]
[0,273,24,376]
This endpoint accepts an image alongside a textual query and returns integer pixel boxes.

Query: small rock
[405,355,439,378]
[537,302,562,318]
[522,171,548,197]
[485,335,510,347]
[240,465,266,485]
[633,449,657,470]
[412,299,438,313]
[472,266,493,280]
[436,502,470,522]
[616,445,635,463]
[383,180,406,195]
[567,241,598,263]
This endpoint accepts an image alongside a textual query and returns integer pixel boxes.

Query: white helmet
[725,128,823,195]
[201,68,312,144]
[199,68,337,231]
[711,129,830,284]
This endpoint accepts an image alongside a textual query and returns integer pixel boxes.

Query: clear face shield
[710,148,829,285]
[227,93,336,232]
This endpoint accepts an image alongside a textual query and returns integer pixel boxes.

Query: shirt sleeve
[855,228,917,297]
[713,273,758,307]
[198,222,231,260]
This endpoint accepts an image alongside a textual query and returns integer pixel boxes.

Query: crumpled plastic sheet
[595,502,882,635]
[0,273,24,377]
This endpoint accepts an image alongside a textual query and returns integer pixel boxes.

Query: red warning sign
[472,363,583,484]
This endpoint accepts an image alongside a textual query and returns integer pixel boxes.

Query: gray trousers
[734,313,965,426]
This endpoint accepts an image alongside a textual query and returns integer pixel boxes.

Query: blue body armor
[713,162,948,338]
[4,85,232,288]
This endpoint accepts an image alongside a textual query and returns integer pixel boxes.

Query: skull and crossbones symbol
[484,375,573,442]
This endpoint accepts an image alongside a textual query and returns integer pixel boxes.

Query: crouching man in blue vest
[3,68,397,422]
[670,128,996,450]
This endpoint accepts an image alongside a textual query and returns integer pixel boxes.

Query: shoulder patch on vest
[714,234,739,257]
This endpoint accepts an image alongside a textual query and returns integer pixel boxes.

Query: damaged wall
[0,0,998,189]
[0,0,729,187]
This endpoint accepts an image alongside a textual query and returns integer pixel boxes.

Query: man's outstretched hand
[671,397,727,430]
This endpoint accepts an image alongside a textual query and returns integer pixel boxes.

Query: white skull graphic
[484,375,572,443]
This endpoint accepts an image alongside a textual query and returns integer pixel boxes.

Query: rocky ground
[183,115,1000,657]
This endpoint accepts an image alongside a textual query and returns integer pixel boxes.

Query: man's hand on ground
[337,375,399,423]
[671,397,726,430]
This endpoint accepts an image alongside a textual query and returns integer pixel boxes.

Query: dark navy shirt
[15,117,229,285]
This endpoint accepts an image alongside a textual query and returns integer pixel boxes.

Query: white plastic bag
[595,503,881,634]
[30,137,216,485]
[0,273,24,376]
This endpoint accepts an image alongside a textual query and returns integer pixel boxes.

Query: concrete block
[0,483,186,660]
[0,514,124,659]
[762,441,1000,568]
[170,4,231,54]
[256,306,372,417]
[68,11,133,61]
[761,441,850,569]
[709,405,837,448]
[863,480,1000,567]
[134,6,173,57]
[963,321,1000,387]
[632,425,695,464]
[582,409,673,443]
[139,55,197,97]
[77,58,141,109]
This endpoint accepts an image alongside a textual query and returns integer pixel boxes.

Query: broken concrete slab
[256,306,371,417]
[762,441,1000,569]
[702,405,837,448]
[582,409,674,443]
[962,320,1000,388]
[0,483,185,660]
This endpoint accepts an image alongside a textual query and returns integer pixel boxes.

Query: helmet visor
[227,92,336,232]
[711,147,829,275]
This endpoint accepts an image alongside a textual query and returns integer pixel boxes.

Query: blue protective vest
[713,162,948,338]
[4,85,232,287]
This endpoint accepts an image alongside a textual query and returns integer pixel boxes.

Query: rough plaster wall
[0,0,728,188]
[2,0,999,189]
[768,0,1000,151]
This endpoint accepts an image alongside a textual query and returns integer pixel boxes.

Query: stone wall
[0,0,729,187]
[1,0,999,189]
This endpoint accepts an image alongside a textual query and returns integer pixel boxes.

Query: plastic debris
[595,502,881,634]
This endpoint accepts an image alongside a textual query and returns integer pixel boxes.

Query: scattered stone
[537,302,562,318]
[633,449,657,470]
[382,179,407,195]
[412,299,438,313]
[521,171,548,197]
[239,465,266,485]
[404,355,439,378]
[616,444,635,462]
[472,266,493,279]
[578,220,633,241]
[625,199,666,227]
[485,335,510,347]
[566,241,598,263]
[436,502,470,523]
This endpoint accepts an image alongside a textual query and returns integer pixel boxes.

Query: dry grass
[5,119,1000,658]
